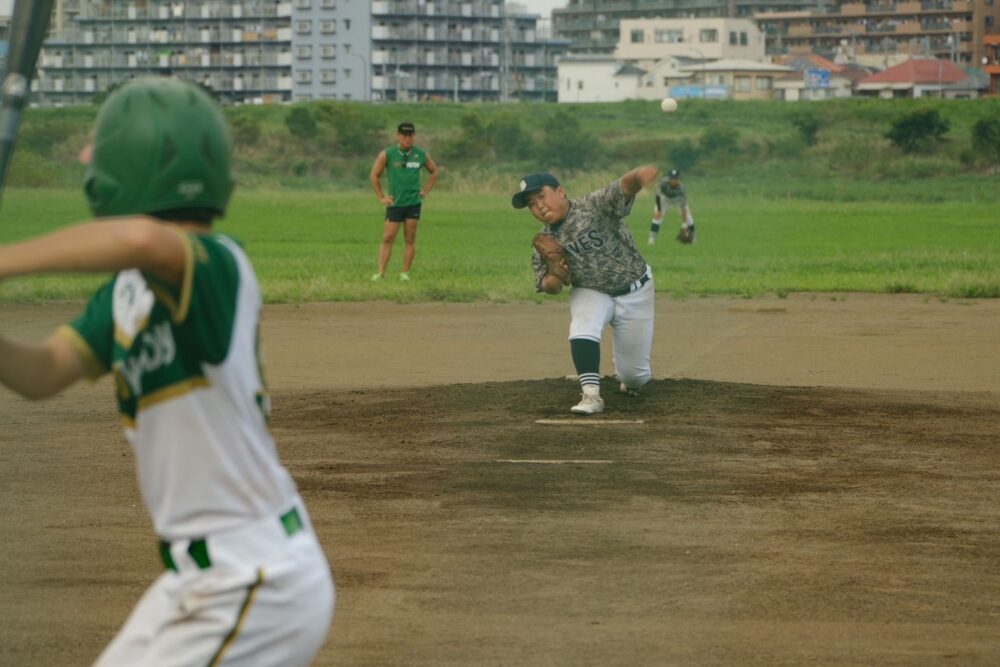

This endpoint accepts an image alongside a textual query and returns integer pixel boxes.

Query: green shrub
[970,116,1000,165]
[536,110,597,169]
[791,113,820,146]
[666,137,699,171]
[230,114,262,147]
[886,108,949,154]
[487,111,529,160]
[699,124,740,155]
[285,106,318,140]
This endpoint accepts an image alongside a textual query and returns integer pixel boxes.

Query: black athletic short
[385,203,422,222]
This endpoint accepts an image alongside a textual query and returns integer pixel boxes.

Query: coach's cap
[397,122,416,134]
[511,172,560,209]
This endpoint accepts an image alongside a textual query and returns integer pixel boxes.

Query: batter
[0,79,333,666]
[512,167,659,415]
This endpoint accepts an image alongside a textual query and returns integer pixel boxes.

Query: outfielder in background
[649,168,695,245]
[369,121,440,282]
[513,166,659,415]
[0,78,334,666]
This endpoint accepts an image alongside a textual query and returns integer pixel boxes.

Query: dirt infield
[1,294,998,666]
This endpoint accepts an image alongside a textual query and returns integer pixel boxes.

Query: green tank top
[385,144,426,207]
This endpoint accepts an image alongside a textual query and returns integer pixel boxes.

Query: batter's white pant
[568,269,654,390]
[93,499,334,667]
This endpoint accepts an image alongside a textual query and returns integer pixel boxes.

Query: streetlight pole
[686,43,706,98]
[348,52,368,102]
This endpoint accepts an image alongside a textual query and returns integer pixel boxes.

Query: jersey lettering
[116,321,177,397]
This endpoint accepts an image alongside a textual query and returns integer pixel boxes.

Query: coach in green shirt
[369,122,440,281]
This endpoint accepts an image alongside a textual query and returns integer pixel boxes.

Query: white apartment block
[615,18,765,64]
[32,0,567,106]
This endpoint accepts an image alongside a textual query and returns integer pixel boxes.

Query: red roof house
[857,59,978,98]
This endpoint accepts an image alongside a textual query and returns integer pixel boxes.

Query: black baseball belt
[608,270,651,298]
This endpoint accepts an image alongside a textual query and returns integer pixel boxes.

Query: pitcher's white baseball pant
[568,270,654,390]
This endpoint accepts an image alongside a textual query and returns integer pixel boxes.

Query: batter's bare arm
[369,150,392,205]
[0,217,187,285]
[0,218,189,398]
[620,164,659,197]
[420,155,440,198]
[0,333,84,399]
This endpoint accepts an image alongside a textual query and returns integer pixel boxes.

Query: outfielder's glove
[533,233,572,285]
[676,226,695,245]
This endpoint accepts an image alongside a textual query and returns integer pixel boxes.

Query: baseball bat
[0,0,56,208]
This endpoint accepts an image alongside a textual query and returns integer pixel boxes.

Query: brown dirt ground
[1,294,998,666]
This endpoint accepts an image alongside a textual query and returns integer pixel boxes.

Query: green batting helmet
[84,77,233,218]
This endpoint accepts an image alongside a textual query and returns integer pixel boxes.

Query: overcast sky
[520,0,567,20]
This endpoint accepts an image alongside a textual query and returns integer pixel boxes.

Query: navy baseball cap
[397,122,415,134]
[512,172,560,209]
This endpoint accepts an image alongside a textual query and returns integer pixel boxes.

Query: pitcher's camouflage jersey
[532,179,647,294]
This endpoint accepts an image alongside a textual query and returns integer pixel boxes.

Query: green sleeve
[63,281,115,379]
[183,233,240,365]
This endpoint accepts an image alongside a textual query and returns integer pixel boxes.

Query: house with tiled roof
[856,59,982,99]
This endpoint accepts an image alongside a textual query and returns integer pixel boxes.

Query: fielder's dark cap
[512,172,560,209]
[397,122,416,134]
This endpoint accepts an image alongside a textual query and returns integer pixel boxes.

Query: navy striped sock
[570,338,601,393]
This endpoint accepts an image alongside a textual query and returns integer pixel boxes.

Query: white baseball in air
[660,97,678,113]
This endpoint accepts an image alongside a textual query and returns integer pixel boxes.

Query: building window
[295,70,313,84]
[577,80,583,90]
[700,29,718,43]
[321,69,337,83]
[320,20,336,33]
[321,45,336,59]
[296,21,312,35]
[735,75,751,92]
[655,29,684,44]
[345,19,352,30]
[756,76,772,90]
[344,68,351,79]
[740,32,748,46]
[630,29,644,44]
[344,43,352,53]
[294,0,311,8]
[321,0,336,7]
[296,45,312,59]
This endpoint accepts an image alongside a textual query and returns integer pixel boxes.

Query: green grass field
[0,184,996,303]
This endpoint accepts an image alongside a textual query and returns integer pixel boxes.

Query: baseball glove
[533,233,572,285]
[675,227,694,245]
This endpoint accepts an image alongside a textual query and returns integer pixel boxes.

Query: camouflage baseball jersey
[385,144,427,207]
[57,230,298,541]
[658,178,686,200]
[532,179,647,294]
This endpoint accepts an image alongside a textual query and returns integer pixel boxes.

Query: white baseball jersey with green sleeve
[59,231,297,541]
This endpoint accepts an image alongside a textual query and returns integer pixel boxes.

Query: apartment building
[32,0,565,106]
[756,0,1000,68]
[615,17,765,62]
[552,0,815,54]
[370,0,568,102]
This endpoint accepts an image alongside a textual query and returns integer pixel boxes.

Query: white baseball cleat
[620,382,641,397]
[371,273,384,282]
[570,394,605,415]
[399,272,410,281]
